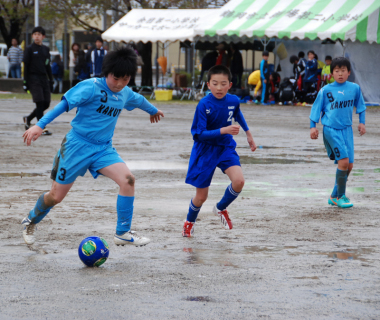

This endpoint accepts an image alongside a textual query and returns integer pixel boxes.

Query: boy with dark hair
[21,46,164,246]
[289,55,306,82]
[23,26,54,135]
[310,57,366,208]
[91,37,107,77]
[303,50,318,103]
[260,51,269,105]
[321,55,334,85]
[182,65,257,237]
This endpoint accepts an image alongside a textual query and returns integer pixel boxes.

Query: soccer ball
[78,236,110,267]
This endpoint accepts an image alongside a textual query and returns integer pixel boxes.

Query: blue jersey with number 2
[191,93,249,148]
[310,81,366,130]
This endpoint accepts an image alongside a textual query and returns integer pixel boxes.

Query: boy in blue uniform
[21,47,164,246]
[182,65,257,237]
[259,51,269,105]
[310,57,366,208]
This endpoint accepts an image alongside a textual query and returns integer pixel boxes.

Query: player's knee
[48,192,63,206]
[125,174,135,187]
[233,178,245,191]
[338,158,349,170]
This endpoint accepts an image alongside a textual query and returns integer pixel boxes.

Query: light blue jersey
[310,81,366,130]
[64,77,157,143]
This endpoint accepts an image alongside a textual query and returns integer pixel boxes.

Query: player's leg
[216,165,244,210]
[98,162,150,246]
[261,80,267,104]
[22,181,74,245]
[183,187,209,237]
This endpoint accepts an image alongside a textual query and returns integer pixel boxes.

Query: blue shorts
[323,126,354,164]
[51,130,124,184]
[185,142,240,188]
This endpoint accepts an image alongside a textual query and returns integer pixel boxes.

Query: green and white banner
[194,0,380,44]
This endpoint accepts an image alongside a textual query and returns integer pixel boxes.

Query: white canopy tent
[102,8,217,43]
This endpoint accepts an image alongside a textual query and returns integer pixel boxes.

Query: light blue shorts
[51,130,124,184]
[323,126,354,164]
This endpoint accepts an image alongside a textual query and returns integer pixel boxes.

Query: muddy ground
[0,98,379,320]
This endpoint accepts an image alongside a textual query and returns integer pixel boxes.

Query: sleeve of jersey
[191,101,209,140]
[355,86,366,114]
[124,91,158,115]
[36,99,69,129]
[309,89,324,123]
[234,109,249,131]
[63,80,95,111]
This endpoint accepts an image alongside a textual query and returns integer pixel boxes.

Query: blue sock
[331,173,338,198]
[28,193,54,224]
[187,199,201,223]
[116,195,134,235]
[336,169,348,199]
[217,184,240,211]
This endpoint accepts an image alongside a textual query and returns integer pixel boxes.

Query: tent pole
[192,41,196,99]
[155,42,159,87]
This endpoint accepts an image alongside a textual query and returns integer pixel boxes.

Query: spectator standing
[7,38,23,78]
[22,26,53,135]
[289,55,306,88]
[91,37,107,78]
[321,55,335,85]
[303,50,318,103]
[74,51,90,81]
[298,51,307,66]
[199,51,218,85]
[260,51,269,105]
[69,43,80,87]
[215,43,229,67]
[51,55,64,93]
[229,43,244,89]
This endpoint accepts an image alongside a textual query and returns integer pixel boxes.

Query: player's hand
[358,123,366,136]
[221,125,240,135]
[23,125,43,146]
[310,127,319,139]
[150,109,164,123]
[247,136,257,152]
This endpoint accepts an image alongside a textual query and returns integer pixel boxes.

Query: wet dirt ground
[0,98,379,319]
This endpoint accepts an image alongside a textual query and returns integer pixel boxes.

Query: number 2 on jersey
[227,111,233,122]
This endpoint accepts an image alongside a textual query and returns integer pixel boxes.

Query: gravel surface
[0,99,379,319]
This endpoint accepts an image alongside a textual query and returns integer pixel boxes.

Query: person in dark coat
[229,43,244,89]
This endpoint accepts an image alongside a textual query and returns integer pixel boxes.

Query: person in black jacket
[229,43,244,89]
[23,26,53,135]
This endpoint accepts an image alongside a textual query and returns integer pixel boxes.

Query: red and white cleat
[182,221,195,237]
[213,204,233,230]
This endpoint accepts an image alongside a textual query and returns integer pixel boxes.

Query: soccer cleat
[182,221,195,237]
[337,195,353,208]
[212,204,233,230]
[21,217,36,245]
[113,230,150,247]
[41,128,52,136]
[328,196,338,206]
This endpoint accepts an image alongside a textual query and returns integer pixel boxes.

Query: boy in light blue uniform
[310,57,366,208]
[21,47,164,246]
[182,65,257,237]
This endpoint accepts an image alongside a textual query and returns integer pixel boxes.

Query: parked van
[0,44,9,77]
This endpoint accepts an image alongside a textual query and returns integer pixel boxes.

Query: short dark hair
[96,36,104,43]
[307,50,315,56]
[330,57,351,73]
[102,46,137,78]
[290,55,299,64]
[262,50,269,57]
[32,26,45,36]
[207,65,231,82]
[325,55,332,61]
[298,51,305,58]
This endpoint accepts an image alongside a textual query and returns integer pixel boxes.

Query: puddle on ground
[126,161,187,170]
[0,172,44,177]
[299,148,326,152]
[244,246,298,253]
[184,296,215,302]
[183,248,238,268]
[325,248,374,262]
[239,156,318,165]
